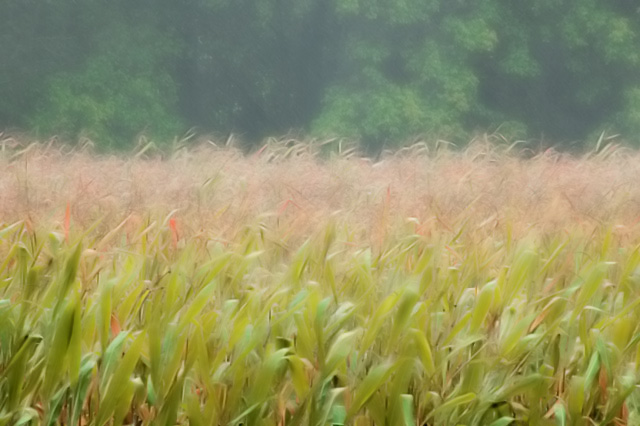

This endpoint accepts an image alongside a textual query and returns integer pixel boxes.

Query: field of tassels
[1,138,640,425]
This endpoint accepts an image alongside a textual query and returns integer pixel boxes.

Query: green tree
[0,0,82,129]
[2,0,640,149]
[173,0,337,140]
[31,20,182,148]
[313,0,499,148]
[478,0,640,144]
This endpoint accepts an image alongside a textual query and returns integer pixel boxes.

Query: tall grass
[1,139,640,425]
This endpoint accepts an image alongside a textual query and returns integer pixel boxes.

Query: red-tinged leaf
[278,199,301,215]
[618,402,629,426]
[64,202,71,243]
[278,200,291,215]
[110,313,121,338]
[253,144,268,158]
[599,367,608,401]
[444,245,463,262]
[169,217,179,248]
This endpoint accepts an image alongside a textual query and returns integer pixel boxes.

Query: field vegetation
[2,138,640,425]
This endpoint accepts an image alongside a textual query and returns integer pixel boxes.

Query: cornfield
[1,139,640,425]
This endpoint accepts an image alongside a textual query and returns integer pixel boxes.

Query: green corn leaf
[572,263,607,321]
[500,314,533,356]
[317,387,346,426]
[69,355,97,426]
[470,281,496,334]
[567,375,585,420]
[99,331,130,393]
[429,392,476,420]
[324,329,359,377]
[444,311,472,345]
[227,402,261,426]
[554,403,567,426]
[3,334,42,411]
[45,386,68,426]
[42,296,77,400]
[97,279,114,352]
[288,354,311,398]
[178,281,216,329]
[401,394,416,426]
[347,361,397,418]
[584,352,600,391]
[411,328,435,375]
[361,292,399,351]
[59,242,83,303]
[247,348,289,404]
[392,286,420,336]
[331,403,346,425]
[113,379,136,426]
[68,290,83,387]
[14,408,39,426]
[489,417,515,426]
[0,221,22,239]
[96,331,145,426]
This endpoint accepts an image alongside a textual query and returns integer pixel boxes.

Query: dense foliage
[2,0,640,148]
[2,193,640,425]
[0,142,640,424]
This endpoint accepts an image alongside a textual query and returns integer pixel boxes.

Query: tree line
[2,0,640,149]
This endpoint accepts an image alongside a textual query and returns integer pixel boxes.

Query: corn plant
[0,214,639,426]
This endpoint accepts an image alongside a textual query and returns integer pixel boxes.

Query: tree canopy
[1,0,640,149]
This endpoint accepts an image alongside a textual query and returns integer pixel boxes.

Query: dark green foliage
[1,0,640,148]
[31,23,182,148]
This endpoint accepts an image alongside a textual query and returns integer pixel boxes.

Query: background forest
[2,0,640,149]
